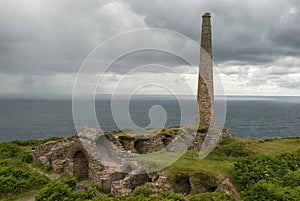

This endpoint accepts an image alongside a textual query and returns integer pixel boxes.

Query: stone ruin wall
[32,127,234,195]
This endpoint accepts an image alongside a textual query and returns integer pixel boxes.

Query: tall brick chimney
[197,12,214,127]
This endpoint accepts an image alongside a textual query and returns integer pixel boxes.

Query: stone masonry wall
[197,12,214,127]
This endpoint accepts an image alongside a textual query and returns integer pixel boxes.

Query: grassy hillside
[0,134,299,200]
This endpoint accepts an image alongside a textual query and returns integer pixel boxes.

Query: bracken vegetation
[0,142,49,200]
[233,151,300,200]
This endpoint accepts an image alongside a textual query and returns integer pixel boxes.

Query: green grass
[131,136,300,180]
[243,137,300,156]
[164,150,235,177]
[165,137,300,179]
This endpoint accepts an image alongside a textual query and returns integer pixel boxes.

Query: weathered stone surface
[189,172,218,194]
[37,156,50,166]
[143,173,174,194]
[134,138,165,154]
[32,134,122,192]
[189,128,233,150]
[119,139,137,153]
[217,176,240,201]
[51,159,68,173]
[73,151,89,179]
[197,12,214,127]
[111,174,151,195]
[73,182,93,192]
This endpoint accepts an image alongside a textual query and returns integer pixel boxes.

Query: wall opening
[73,150,89,180]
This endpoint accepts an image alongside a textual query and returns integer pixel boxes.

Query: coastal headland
[0,126,299,201]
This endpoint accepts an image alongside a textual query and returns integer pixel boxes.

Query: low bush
[0,142,21,159]
[0,164,48,197]
[212,138,253,158]
[36,177,103,201]
[36,177,77,201]
[0,142,34,163]
[233,151,300,201]
[132,186,154,197]
[19,152,33,163]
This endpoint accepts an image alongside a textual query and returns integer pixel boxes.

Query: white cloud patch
[217,56,300,95]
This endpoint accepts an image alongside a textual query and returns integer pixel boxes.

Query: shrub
[132,186,154,197]
[282,169,300,188]
[233,156,283,189]
[214,143,253,158]
[242,180,294,201]
[0,142,33,163]
[0,165,48,197]
[42,164,53,173]
[233,151,300,201]
[212,139,253,158]
[36,177,106,201]
[19,152,33,163]
[0,142,21,159]
[36,177,77,201]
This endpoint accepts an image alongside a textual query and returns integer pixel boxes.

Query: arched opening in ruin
[73,150,89,180]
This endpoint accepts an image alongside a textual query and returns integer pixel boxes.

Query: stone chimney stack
[197,12,214,126]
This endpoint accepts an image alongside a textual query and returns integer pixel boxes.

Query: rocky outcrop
[142,173,174,194]
[217,176,240,201]
[189,172,218,194]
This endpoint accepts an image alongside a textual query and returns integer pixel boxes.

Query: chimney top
[202,12,211,18]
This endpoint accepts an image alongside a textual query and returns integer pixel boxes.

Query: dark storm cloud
[128,0,300,65]
[1,0,299,75]
[269,1,300,50]
[0,0,299,94]
[0,0,144,75]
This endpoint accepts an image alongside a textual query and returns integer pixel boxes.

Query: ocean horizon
[0,94,299,142]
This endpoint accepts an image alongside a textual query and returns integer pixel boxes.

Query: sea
[0,95,299,142]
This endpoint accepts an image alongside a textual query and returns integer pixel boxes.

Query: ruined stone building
[33,127,233,195]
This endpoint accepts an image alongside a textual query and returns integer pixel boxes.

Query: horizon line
[0,93,299,98]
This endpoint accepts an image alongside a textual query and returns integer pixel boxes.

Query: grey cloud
[128,0,300,65]
[108,50,190,74]
[272,73,300,89]
[0,0,144,75]
[1,0,299,75]
[0,0,300,94]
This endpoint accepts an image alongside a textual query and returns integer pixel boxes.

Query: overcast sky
[0,0,299,96]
